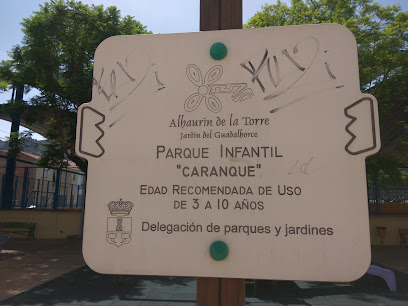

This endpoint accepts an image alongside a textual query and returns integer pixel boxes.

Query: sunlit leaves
[246,0,408,184]
[6,0,151,171]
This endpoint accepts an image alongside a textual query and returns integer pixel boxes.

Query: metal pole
[53,169,61,210]
[45,180,50,208]
[197,1,245,306]
[13,176,18,208]
[76,184,80,208]
[40,168,45,208]
[21,167,29,209]
[62,170,68,209]
[0,85,23,209]
[35,179,40,207]
[24,175,30,209]
[70,183,73,208]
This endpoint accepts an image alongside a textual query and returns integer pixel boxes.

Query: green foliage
[0,60,14,93]
[0,80,9,92]
[5,0,151,171]
[246,0,408,186]
[37,141,69,169]
[0,46,29,89]
[6,131,33,158]
[366,153,407,187]
[2,98,27,115]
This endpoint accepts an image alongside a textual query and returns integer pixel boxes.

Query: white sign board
[76,24,380,281]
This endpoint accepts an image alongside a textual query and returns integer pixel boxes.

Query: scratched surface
[76,24,380,281]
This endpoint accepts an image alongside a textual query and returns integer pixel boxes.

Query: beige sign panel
[76,24,380,281]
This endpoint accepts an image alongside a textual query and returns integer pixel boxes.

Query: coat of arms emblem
[106,199,133,247]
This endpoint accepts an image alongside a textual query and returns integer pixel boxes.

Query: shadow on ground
[247,266,408,305]
[0,266,196,305]
[1,263,408,305]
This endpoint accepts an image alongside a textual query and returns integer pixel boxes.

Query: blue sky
[0,0,407,140]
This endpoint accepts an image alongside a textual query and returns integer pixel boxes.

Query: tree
[1,0,151,171]
[0,46,28,100]
[6,131,34,158]
[0,60,13,93]
[246,0,408,184]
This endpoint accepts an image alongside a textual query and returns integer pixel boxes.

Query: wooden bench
[0,222,36,239]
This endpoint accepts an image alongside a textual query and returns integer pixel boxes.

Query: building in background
[0,151,85,210]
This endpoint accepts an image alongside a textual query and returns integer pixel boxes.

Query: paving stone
[2,241,408,305]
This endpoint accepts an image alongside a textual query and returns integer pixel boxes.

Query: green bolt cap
[210,240,229,261]
[210,42,228,60]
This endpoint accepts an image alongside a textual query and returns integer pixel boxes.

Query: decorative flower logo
[184,64,223,113]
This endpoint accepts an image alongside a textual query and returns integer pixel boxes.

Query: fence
[2,169,407,211]
[0,166,85,210]
[367,181,408,204]
[367,181,408,215]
